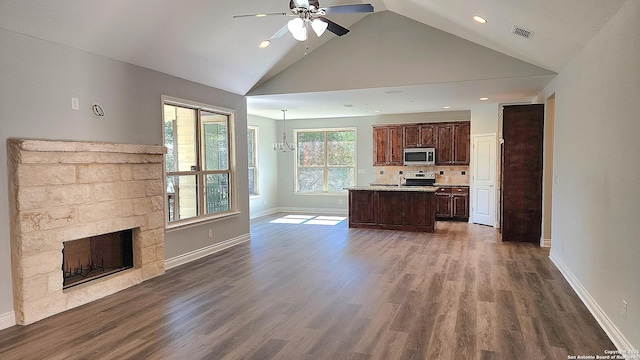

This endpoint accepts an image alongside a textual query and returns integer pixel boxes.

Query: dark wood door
[436,124,453,164]
[502,104,544,243]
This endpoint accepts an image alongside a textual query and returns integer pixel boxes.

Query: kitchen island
[347,185,438,232]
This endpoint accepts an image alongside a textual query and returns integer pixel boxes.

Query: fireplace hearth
[8,139,166,325]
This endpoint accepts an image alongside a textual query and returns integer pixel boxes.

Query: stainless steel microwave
[403,148,435,166]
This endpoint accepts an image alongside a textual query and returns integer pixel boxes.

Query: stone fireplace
[7,139,166,325]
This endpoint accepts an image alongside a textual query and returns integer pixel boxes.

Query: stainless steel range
[403,171,436,186]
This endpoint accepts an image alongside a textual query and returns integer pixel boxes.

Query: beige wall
[0,28,250,323]
[541,0,640,349]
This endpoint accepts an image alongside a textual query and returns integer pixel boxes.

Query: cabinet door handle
[457,189,462,192]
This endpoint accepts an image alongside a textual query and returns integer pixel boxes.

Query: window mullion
[196,108,204,217]
[323,132,328,192]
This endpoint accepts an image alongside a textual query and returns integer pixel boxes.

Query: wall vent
[512,25,535,39]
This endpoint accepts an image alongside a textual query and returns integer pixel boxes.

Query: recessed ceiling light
[374,110,381,113]
[444,106,451,109]
[473,16,487,24]
[258,40,271,49]
[256,14,267,17]
[480,97,489,101]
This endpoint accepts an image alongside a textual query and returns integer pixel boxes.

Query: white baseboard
[549,250,635,352]
[165,233,251,270]
[249,207,280,219]
[541,237,552,247]
[276,207,348,216]
[0,311,15,330]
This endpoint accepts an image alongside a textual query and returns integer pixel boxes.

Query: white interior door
[473,134,496,226]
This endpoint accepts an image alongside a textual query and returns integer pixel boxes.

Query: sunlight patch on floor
[270,214,347,226]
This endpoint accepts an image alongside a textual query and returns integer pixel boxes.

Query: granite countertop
[433,183,469,187]
[347,185,439,192]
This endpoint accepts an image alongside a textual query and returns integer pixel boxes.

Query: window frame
[247,125,259,197]
[294,127,357,194]
[162,95,238,229]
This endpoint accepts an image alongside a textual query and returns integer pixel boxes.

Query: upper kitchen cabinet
[436,122,470,165]
[373,125,403,166]
[404,124,436,148]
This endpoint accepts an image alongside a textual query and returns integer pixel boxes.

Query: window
[163,98,235,224]
[295,128,356,193]
[247,126,258,196]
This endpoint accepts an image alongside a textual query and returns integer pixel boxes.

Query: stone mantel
[7,138,167,325]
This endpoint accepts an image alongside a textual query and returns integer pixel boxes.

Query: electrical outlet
[461,171,466,175]
[208,229,213,238]
[399,170,403,174]
[338,199,343,205]
[379,170,384,175]
[439,171,444,175]
[71,98,79,110]
[623,300,628,320]
[358,169,365,174]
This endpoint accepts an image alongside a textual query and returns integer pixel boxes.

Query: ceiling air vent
[512,25,535,39]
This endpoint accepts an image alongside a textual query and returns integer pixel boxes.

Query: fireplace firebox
[62,229,134,289]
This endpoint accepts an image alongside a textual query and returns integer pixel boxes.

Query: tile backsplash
[373,165,470,185]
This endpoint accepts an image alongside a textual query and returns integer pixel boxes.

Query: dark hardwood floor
[0,214,614,359]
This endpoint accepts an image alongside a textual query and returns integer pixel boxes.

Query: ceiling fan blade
[318,17,349,36]
[233,12,288,18]
[271,23,290,39]
[291,0,310,9]
[322,4,374,15]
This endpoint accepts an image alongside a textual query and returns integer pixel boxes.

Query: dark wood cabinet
[436,187,452,217]
[436,186,469,220]
[349,190,376,224]
[453,122,470,165]
[404,124,436,148]
[348,190,436,232]
[376,192,404,225]
[436,122,470,165]
[404,192,435,226]
[436,124,453,165]
[374,121,469,166]
[373,126,403,166]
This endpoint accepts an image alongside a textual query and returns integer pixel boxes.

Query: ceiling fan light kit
[235,0,373,45]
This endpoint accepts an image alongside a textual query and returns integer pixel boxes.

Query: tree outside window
[295,129,356,193]
[163,100,234,224]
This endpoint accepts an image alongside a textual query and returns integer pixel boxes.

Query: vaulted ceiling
[0,0,627,119]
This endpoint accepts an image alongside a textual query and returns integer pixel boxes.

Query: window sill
[165,211,241,231]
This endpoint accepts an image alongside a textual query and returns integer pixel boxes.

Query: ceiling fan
[233,0,374,44]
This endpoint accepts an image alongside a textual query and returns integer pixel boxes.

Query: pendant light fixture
[273,110,295,152]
